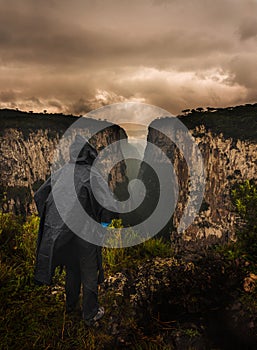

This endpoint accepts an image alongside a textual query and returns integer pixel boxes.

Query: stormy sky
[1,0,257,124]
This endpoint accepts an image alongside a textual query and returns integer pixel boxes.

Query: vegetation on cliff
[179,103,257,141]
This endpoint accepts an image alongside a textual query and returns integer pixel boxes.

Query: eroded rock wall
[0,112,128,215]
[142,119,256,240]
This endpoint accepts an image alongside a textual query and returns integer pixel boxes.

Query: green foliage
[0,212,175,349]
[103,237,172,274]
[182,328,201,338]
[216,180,257,267]
[0,212,116,349]
[107,218,123,228]
[0,212,39,268]
[0,211,22,241]
[18,214,39,263]
[232,180,257,228]
[0,211,23,257]
[2,209,256,348]
[102,219,173,273]
[231,180,257,264]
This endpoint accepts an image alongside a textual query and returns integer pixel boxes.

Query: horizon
[1,0,257,125]
[1,101,256,142]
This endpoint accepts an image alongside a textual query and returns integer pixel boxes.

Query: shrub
[0,211,23,258]
[103,220,173,273]
[231,180,257,264]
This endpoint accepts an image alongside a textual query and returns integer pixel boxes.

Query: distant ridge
[151,103,257,142]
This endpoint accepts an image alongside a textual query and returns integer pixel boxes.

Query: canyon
[0,105,256,241]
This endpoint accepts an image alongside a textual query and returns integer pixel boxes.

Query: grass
[0,213,174,350]
[103,235,172,274]
[1,207,257,349]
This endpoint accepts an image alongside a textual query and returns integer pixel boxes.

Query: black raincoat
[34,135,118,285]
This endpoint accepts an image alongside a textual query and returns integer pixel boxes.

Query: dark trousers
[63,236,100,320]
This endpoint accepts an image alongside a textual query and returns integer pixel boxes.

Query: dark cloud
[48,100,64,109]
[225,54,257,103]
[0,0,256,119]
[67,91,127,115]
[0,90,18,103]
[68,98,91,115]
[238,19,257,41]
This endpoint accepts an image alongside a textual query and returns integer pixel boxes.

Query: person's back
[34,135,118,325]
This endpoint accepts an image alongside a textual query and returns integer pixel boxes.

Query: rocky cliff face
[1,106,256,240]
[0,110,128,215]
[140,109,257,241]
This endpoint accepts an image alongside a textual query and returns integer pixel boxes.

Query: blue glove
[101,222,111,228]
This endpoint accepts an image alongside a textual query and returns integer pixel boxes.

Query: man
[34,135,118,326]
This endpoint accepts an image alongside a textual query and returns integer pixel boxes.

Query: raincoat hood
[69,135,98,165]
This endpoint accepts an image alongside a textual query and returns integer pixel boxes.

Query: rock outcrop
[0,110,128,215]
[139,106,257,241]
[1,105,256,241]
